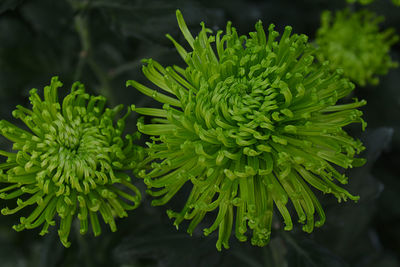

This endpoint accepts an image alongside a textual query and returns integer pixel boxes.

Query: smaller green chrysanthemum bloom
[0,77,143,247]
[393,0,400,6]
[316,9,399,86]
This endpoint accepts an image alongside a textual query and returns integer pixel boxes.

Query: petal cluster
[128,10,366,250]
[316,9,399,86]
[0,77,143,247]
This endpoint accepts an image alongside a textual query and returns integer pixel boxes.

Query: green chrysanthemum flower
[127,10,367,250]
[316,9,399,86]
[0,77,143,247]
[393,0,400,6]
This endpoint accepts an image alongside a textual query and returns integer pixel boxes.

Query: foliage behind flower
[128,10,367,250]
[316,9,399,87]
[0,77,144,247]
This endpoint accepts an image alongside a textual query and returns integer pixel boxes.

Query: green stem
[87,58,115,104]
[281,231,316,266]
[74,220,95,267]
[73,10,116,106]
[73,14,90,81]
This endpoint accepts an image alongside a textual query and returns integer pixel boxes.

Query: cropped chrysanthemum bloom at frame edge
[128,10,367,250]
[0,77,144,247]
[316,9,399,86]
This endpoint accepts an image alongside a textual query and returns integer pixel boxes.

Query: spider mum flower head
[0,77,144,247]
[127,10,367,250]
[393,0,400,6]
[316,9,399,87]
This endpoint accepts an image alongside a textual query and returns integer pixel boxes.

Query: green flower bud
[316,9,399,86]
[127,10,367,250]
[0,77,144,247]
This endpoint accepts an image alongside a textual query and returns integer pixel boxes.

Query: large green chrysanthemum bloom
[0,77,143,247]
[316,9,399,86]
[127,10,367,250]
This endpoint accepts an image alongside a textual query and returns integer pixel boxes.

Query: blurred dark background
[0,0,399,266]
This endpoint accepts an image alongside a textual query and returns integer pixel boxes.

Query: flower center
[34,114,115,195]
[57,122,82,151]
